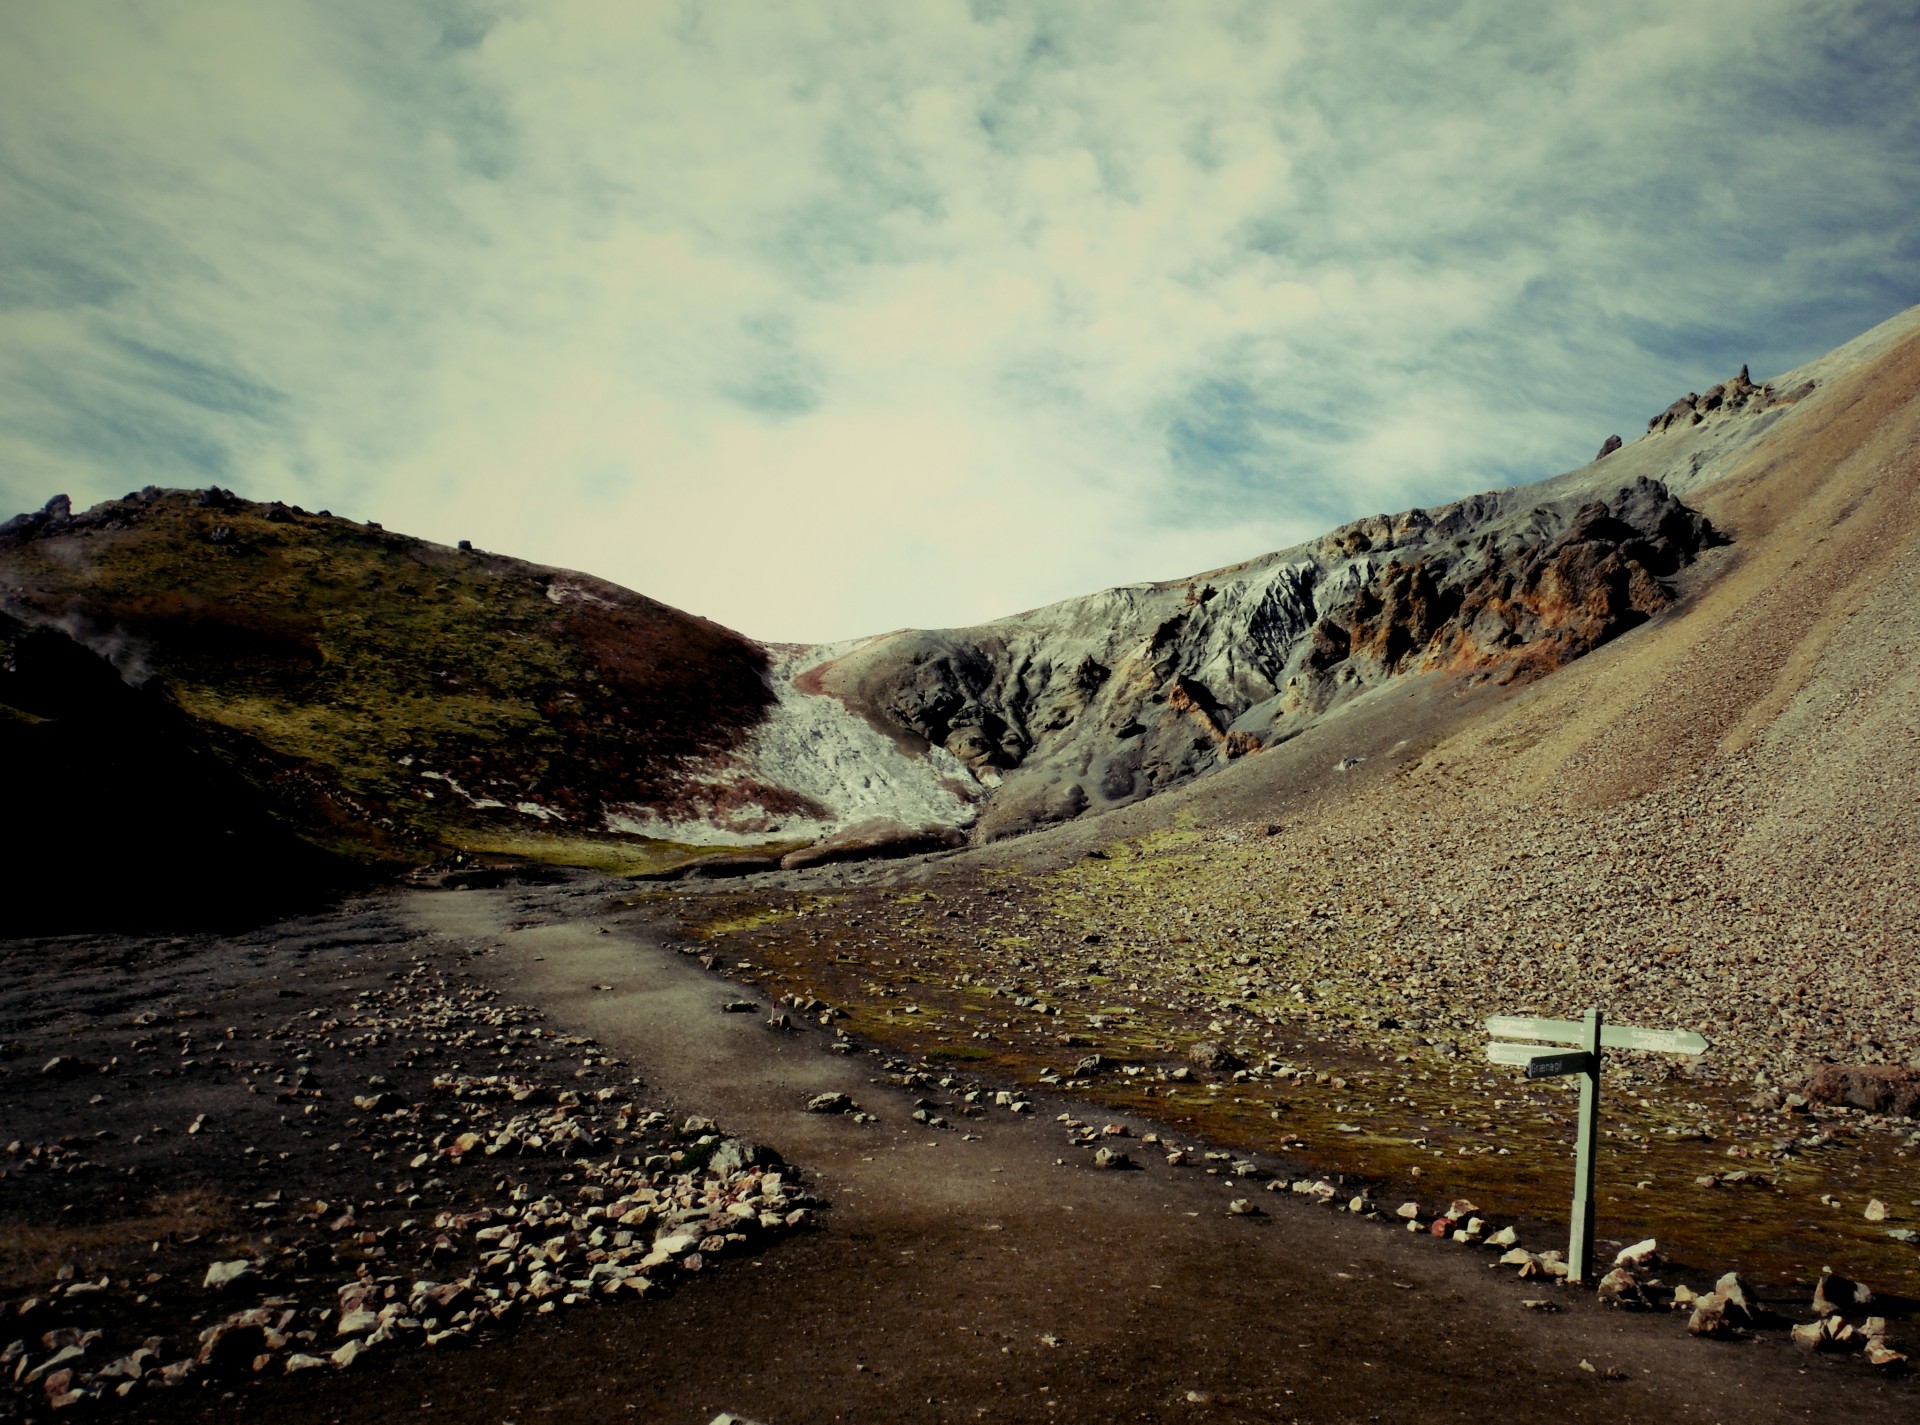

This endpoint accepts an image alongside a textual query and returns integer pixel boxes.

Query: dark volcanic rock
[0,610,357,933]
[814,469,1727,844]
[1800,1065,1920,1118]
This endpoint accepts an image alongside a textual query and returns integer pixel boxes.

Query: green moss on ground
[658,871,1920,1298]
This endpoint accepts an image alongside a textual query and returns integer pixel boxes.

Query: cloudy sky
[4,2,1917,641]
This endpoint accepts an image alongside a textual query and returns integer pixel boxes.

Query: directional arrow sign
[1485,1015,1708,1056]
[1526,1051,1593,1080]
[1486,1042,1593,1077]
[1603,1025,1710,1055]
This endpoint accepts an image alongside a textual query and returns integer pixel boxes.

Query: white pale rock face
[1614,1237,1659,1269]
[651,1231,700,1258]
[201,1260,253,1290]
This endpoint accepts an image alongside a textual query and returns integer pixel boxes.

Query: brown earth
[5,881,1915,1423]
[162,887,1920,1422]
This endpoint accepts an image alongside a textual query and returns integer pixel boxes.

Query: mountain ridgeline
[819,475,1721,841]
[4,320,1885,902]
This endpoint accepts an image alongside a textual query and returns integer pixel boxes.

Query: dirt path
[209,882,1900,1425]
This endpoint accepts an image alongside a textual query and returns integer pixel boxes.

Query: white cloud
[3,1,1917,640]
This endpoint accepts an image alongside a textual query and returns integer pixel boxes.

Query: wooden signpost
[1484,1009,1709,1284]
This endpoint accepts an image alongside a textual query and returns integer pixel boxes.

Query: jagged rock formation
[812,477,1723,840]
[1644,364,1812,434]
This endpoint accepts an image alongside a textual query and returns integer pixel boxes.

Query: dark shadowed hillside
[0,488,791,879]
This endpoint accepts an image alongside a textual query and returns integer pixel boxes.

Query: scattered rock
[1186,1041,1243,1074]
[1864,1339,1909,1370]
[804,1092,855,1114]
[1687,1295,1731,1338]
[331,1337,369,1369]
[202,1260,256,1292]
[1714,1272,1757,1323]
[1596,1267,1651,1309]
[1812,1270,1872,1318]
[1613,1238,1658,1270]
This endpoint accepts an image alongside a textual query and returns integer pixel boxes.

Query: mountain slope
[809,473,1722,842]
[914,299,1920,1078]
[2,303,1913,880]
[0,490,787,871]
[769,304,1915,847]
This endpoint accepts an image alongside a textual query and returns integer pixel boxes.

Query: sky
[3,2,1918,643]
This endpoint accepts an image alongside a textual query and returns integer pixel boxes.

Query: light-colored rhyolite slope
[680,303,1920,852]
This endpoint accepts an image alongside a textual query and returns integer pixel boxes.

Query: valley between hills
[2,304,1918,1421]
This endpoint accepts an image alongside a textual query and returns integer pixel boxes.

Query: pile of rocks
[6,1120,810,1411]
[1581,1242,1907,1371]
[0,913,820,1414]
[1788,1271,1906,1367]
[1644,365,1787,433]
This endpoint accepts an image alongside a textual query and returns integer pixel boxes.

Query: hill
[2,303,1915,901]
[0,489,787,893]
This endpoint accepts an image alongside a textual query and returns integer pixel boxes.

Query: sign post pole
[1567,1007,1603,1284]
[1485,1009,1704,1288]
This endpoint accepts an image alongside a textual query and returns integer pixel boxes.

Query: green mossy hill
[0,486,787,865]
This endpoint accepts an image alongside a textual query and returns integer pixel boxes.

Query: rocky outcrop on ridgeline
[1645,364,1813,434]
[1305,476,1723,689]
[813,476,1724,841]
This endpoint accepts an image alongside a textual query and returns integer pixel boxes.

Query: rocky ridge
[810,475,1722,842]
[5,305,1917,879]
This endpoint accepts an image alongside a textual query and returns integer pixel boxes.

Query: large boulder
[1799,1065,1920,1118]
